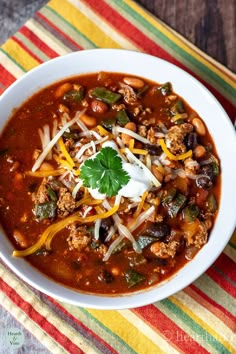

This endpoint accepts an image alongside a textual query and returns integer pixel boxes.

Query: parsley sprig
[80,147,130,197]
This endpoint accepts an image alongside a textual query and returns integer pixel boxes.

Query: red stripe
[133,305,208,353]
[0,278,84,354]
[189,284,236,328]
[11,36,42,64]
[19,26,59,59]
[83,0,236,120]
[206,266,236,297]
[37,12,83,51]
[47,296,118,354]
[0,64,16,88]
[214,253,236,282]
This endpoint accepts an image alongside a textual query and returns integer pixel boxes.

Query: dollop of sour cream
[88,141,153,201]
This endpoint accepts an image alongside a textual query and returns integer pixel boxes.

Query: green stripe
[194,274,236,316]
[15,32,49,62]
[111,0,235,103]
[45,5,97,49]
[160,298,232,354]
[0,48,26,73]
[60,305,137,354]
[155,301,215,353]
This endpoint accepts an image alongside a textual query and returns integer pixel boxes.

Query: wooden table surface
[0,0,235,73]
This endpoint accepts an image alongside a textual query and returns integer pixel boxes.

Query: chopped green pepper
[158,82,172,96]
[91,87,121,105]
[175,119,185,125]
[183,204,199,222]
[137,84,149,97]
[206,194,217,213]
[162,188,177,205]
[136,235,158,249]
[124,269,146,288]
[166,193,187,218]
[63,131,81,140]
[47,187,58,202]
[63,88,84,103]
[101,118,116,131]
[116,110,130,126]
[171,99,185,115]
[35,201,57,220]
[211,162,220,176]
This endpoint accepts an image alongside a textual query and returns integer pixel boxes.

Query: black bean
[143,144,162,156]
[99,218,113,242]
[98,269,114,283]
[201,165,215,181]
[145,223,170,239]
[185,132,198,149]
[196,176,213,190]
[100,217,112,231]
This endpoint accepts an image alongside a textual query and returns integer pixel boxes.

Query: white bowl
[0,49,235,309]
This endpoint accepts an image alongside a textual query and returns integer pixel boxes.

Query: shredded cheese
[133,191,148,218]
[113,126,150,145]
[58,137,75,168]
[103,235,125,262]
[26,168,65,177]
[129,139,135,150]
[38,124,51,159]
[94,219,102,240]
[32,109,85,172]
[96,125,113,137]
[102,198,141,256]
[72,179,83,199]
[53,155,74,170]
[130,205,155,232]
[75,136,108,161]
[120,147,148,155]
[13,201,120,257]
[124,148,161,188]
[159,138,192,161]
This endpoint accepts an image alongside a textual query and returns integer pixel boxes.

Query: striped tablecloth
[0,1,235,353]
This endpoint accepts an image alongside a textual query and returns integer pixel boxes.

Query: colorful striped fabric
[0,0,235,353]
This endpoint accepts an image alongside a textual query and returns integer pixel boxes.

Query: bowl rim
[0,48,236,309]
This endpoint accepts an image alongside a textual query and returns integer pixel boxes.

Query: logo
[4,328,24,349]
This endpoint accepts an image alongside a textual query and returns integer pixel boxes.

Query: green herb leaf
[80,147,130,197]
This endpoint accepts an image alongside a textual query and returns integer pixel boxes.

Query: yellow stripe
[0,50,24,78]
[123,0,236,89]
[171,294,236,352]
[48,0,121,49]
[68,0,138,51]
[0,264,97,353]
[86,309,163,353]
[118,309,180,353]
[2,38,40,71]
